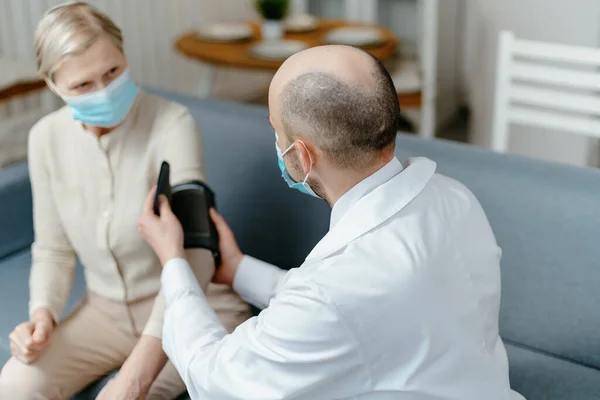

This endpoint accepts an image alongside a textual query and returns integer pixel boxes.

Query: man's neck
[323,153,395,206]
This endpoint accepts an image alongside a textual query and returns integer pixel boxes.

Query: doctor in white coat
[138,45,525,400]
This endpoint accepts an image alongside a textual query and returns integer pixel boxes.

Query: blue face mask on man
[275,132,320,198]
[49,68,138,128]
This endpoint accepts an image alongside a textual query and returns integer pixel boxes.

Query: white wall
[463,0,600,166]
[309,0,344,18]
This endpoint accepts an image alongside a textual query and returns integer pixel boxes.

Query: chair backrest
[491,31,600,153]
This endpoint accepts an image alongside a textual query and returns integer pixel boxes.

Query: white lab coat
[161,157,525,400]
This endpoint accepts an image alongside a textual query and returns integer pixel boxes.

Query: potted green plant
[256,0,289,41]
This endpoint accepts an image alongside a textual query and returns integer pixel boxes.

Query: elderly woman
[0,2,251,399]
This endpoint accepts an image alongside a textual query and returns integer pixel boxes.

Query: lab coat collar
[304,157,437,264]
[330,157,403,229]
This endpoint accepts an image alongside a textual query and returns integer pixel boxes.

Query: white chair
[492,31,600,153]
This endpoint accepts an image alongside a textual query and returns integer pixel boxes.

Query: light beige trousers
[0,284,252,400]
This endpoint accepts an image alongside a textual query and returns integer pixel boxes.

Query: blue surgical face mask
[49,68,139,128]
[275,132,320,198]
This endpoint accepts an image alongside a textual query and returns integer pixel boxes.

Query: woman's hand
[138,187,186,266]
[210,209,244,287]
[9,308,54,364]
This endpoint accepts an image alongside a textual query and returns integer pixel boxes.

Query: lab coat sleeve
[161,258,365,400]
[232,255,287,309]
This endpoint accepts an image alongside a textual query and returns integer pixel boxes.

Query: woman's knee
[0,357,59,400]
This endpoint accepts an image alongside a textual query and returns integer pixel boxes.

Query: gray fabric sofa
[1,88,599,399]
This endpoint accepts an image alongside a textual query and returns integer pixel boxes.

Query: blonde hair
[35,1,123,80]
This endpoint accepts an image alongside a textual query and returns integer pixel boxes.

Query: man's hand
[9,308,54,364]
[138,186,186,266]
[210,209,244,287]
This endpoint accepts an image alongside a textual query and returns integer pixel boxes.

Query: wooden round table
[175,19,398,73]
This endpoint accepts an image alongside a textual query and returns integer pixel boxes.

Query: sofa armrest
[0,162,34,259]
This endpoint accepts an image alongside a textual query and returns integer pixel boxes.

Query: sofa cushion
[0,249,86,367]
[505,342,600,399]
[0,162,33,260]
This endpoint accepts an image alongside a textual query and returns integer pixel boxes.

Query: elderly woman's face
[52,36,127,97]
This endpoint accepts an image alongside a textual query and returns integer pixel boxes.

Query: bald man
[138,46,525,400]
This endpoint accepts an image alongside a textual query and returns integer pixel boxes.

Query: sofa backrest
[150,89,600,371]
[0,162,33,260]
[3,88,599,373]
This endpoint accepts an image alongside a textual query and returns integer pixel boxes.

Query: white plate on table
[324,27,385,47]
[249,40,308,60]
[284,14,319,33]
[197,23,253,42]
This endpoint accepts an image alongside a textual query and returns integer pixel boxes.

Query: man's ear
[294,140,314,176]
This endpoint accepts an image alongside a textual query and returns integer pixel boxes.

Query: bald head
[271,45,377,92]
[269,45,399,168]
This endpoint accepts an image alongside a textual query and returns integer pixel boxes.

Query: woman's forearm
[118,335,169,393]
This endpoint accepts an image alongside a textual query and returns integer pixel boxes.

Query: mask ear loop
[282,140,314,184]
[44,77,64,99]
[297,141,314,184]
